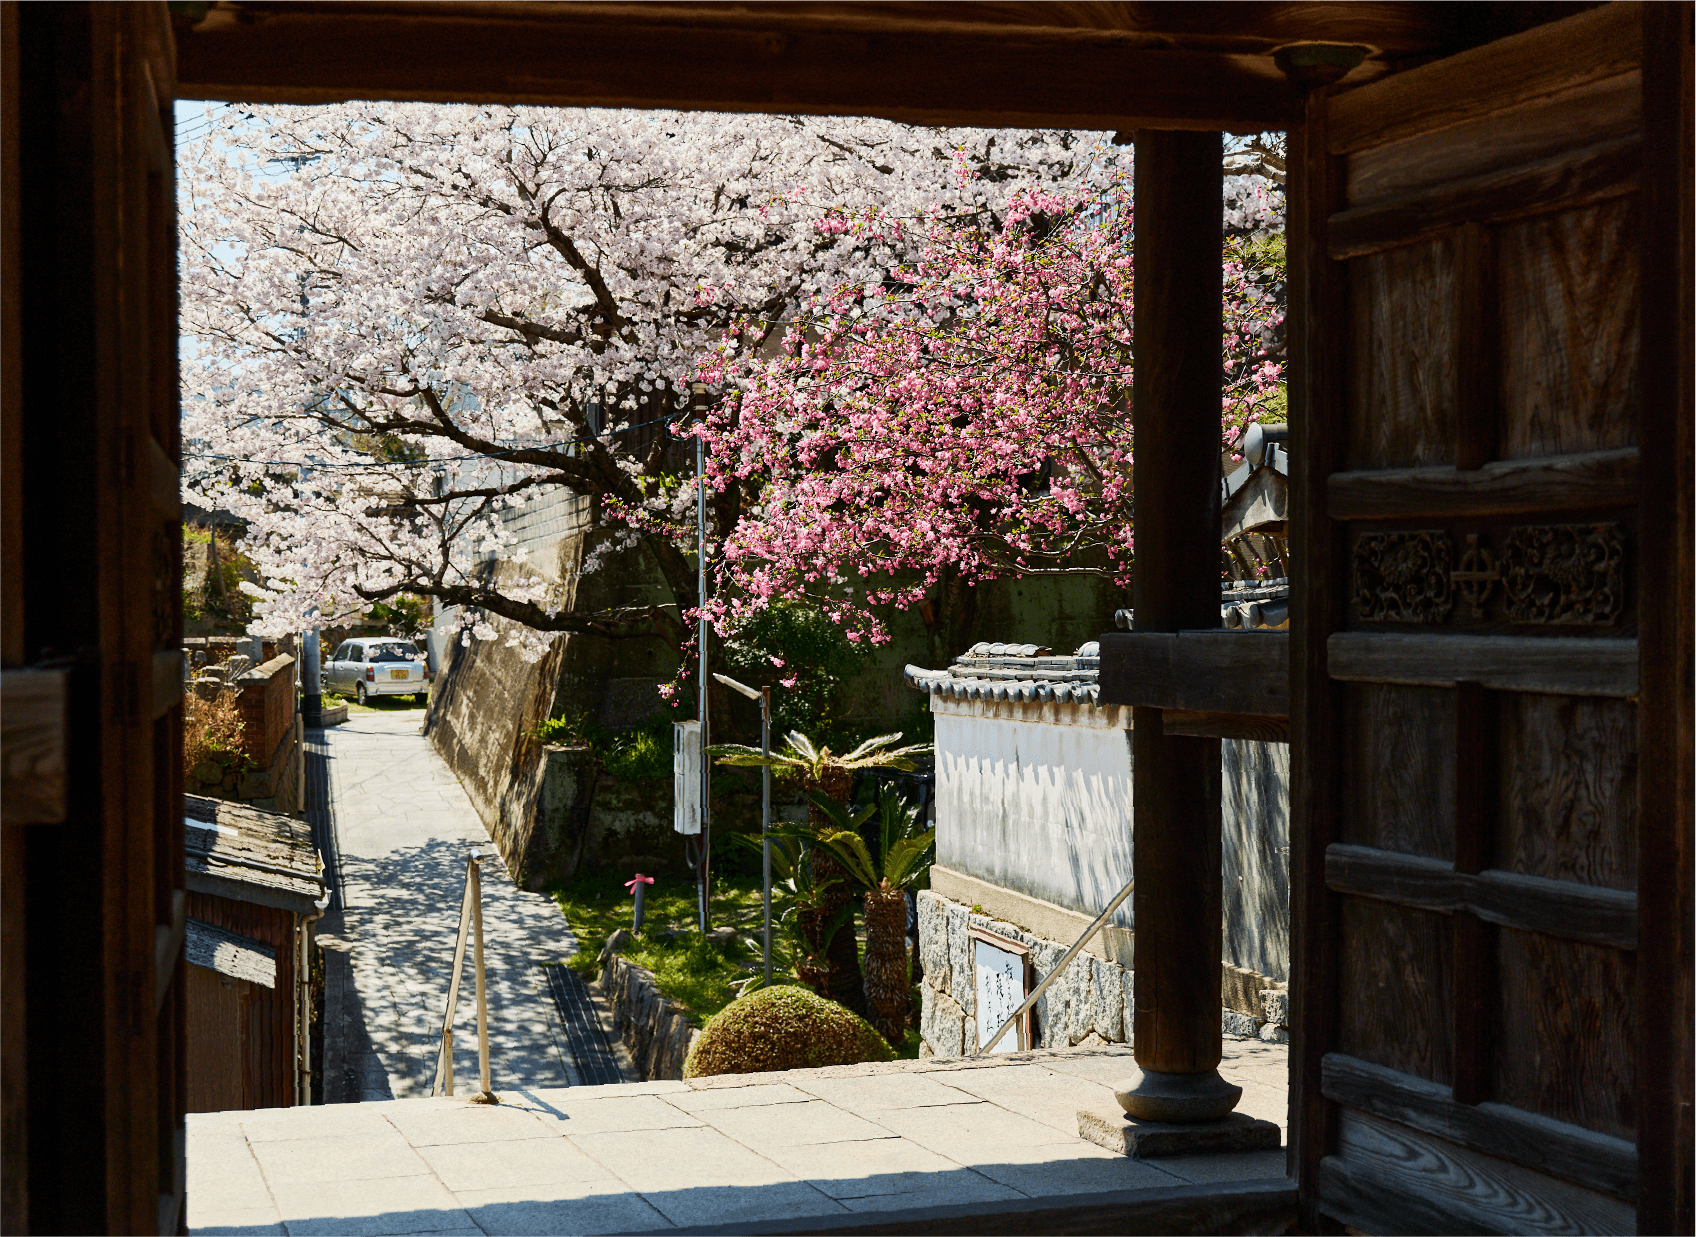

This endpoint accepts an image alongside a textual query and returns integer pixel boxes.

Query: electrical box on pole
[673,720,702,835]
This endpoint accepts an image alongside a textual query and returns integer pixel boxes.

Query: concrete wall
[917,691,1291,1059]
[933,698,1136,932]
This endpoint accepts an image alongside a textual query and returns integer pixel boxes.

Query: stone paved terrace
[188,1041,1292,1235]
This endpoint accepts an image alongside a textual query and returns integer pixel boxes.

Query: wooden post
[468,853,498,1103]
[1115,129,1239,1124]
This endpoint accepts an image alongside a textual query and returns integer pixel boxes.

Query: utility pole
[693,382,712,933]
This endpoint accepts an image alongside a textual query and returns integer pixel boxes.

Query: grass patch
[550,865,922,1058]
[327,690,429,714]
[551,868,769,1025]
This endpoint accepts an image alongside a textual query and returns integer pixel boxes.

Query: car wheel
[356,682,367,706]
[413,693,428,705]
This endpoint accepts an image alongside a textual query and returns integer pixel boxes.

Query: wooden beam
[1321,1052,1638,1203]
[1099,631,1288,716]
[173,2,1301,130]
[1327,134,1640,259]
[1286,76,1350,1226]
[1162,710,1289,742]
[1127,129,1226,1094]
[1328,448,1640,521]
[1325,843,1640,950]
[1327,1,1643,154]
[1634,5,1694,1232]
[1327,632,1639,698]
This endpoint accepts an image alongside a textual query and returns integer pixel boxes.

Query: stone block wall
[598,949,700,1080]
[915,889,1289,1058]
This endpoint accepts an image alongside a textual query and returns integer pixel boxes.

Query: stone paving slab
[314,710,594,1101]
[192,1009,1291,1236]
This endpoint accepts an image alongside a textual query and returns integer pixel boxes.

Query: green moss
[683,984,895,1078]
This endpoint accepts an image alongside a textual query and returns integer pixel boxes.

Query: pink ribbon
[625,874,655,892]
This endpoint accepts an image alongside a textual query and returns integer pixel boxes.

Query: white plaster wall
[934,703,1135,929]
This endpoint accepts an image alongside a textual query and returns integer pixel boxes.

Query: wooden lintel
[1099,630,1289,716]
[1328,448,1640,521]
[1326,1,1643,154]
[1,668,67,824]
[1327,134,1640,259]
[174,5,1301,129]
[1325,842,1640,951]
[1321,1052,1638,1203]
[1327,631,1639,698]
[1162,710,1290,742]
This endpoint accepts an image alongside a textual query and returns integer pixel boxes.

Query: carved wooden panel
[1343,683,1456,861]
[1338,898,1454,1085]
[1498,197,1640,459]
[1499,695,1638,891]
[1347,237,1458,470]
[1494,930,1637,1141]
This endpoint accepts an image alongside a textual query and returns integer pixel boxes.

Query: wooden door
[1287,4,1692,1234]
[1,4,188,1232]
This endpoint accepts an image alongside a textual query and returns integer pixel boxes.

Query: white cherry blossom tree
[178,103,1112,657]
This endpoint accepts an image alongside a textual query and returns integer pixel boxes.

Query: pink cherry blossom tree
[178,103,1113,657]
[693,153,1284,652]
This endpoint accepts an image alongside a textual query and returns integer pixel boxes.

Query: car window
[332,643,350,661]
[368,643,417,663]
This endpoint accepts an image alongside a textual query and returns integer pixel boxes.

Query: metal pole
[695,384,711,934]
[469,853,498,1103]
[761,685,772,987]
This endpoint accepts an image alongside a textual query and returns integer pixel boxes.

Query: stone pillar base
[1078,1106,1280,1158]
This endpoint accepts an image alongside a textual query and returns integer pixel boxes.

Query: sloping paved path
[187,1044,1290,1235]
[314,708,590,1100]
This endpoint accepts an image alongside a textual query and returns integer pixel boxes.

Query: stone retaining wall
[598,949,700,1080]
[916,889,1289,1058]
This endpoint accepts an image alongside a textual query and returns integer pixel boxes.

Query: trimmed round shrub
[683,983,895,1078]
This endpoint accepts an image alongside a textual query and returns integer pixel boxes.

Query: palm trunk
[862,884,910,1047]
[810,767,867,1017]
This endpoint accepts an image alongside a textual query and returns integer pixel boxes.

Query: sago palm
[808,786,935,1047]
[712,730,931,1017]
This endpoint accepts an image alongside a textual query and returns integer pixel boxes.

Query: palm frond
[883,831,937,890]
[816,828,879,889]
[839,731,907,763]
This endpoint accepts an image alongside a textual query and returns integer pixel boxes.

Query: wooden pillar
[1115,130,1238,1123]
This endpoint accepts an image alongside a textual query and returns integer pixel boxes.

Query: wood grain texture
[1342,683,1455,861]
[1454,223,1499,472]
[173,3,1303,130]
[147,434,178,522]
[1451,681,1496,1103]
[1097,631,1288,716]
[1329,136,1640,261]
[1321,1051,1639,1203]
[1322,1109,1636,1236]
[1500,694,1637,892]
[1495,929,1637,1142]
[1162,710,1289,742]
[151,649,182,721]
[1344,70,1641,207]
[1328,447,1640,520]
[1326,1,1643,154]
[1286,84,1350,1223]
[1338,896,1454,1085]
[0,668,66,824]
[1499,196,1640,460]
[1325,844,1640,951]
[1634,5,1694,1230]
[1327,631,1639,698]
[1346,236,1457,469]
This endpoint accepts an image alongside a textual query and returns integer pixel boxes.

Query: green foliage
[182,524,254,627]
[808,786,935,893]
[552,869,768,1024]
[364,592,430,636]
[531,711,672,781]
[710,728,931,784]
[722,601,872,739]
[683,983,895,1078]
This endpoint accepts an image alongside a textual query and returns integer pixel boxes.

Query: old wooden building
[2,2,1688,1233]
[183,794,326,1112]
